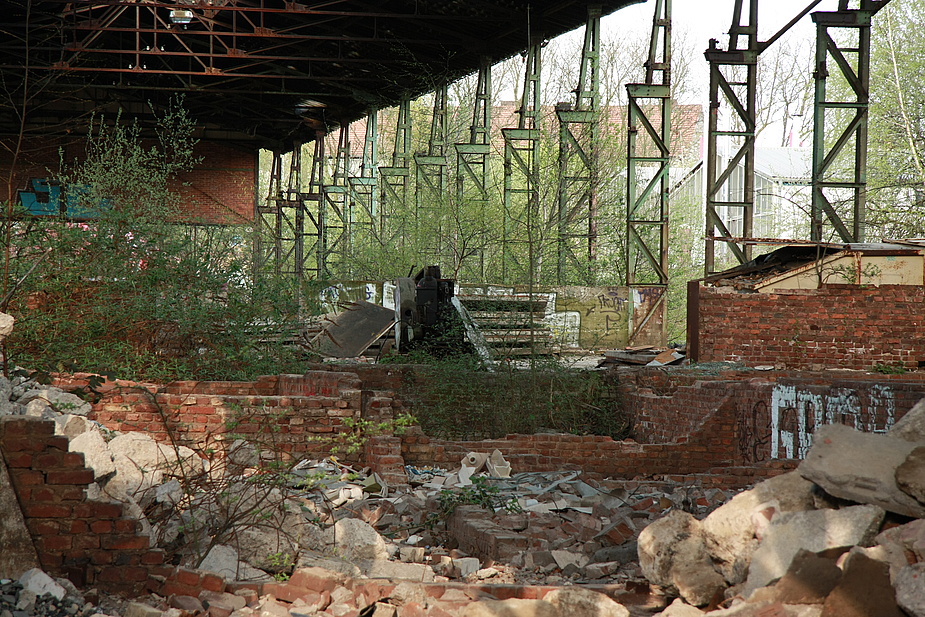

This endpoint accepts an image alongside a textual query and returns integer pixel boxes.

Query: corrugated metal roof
[754,147,811,183]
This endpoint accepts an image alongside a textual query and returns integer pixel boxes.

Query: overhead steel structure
[704,0,891,275]
[1,0,641,149]
[1,0,642,285]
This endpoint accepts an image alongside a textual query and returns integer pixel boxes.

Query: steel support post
[455,57,492,280]
[704,0,758,276]
[502,39,542,284]
[625,0,671,288]
[321,126,350,276]
[556,5,601,285]
[625,0,671,346]
[347,111,379,255]
[810,1,889,242]
[379,98,412,250]
[416,84,450,262]
[255,140,323,283]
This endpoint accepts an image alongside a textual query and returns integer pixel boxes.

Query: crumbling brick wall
[52,367,925,484]
[693,284,925,370]
[0,417,164,594]
[58,371,407,472]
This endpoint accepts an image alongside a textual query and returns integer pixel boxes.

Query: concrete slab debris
[798,423,925,518]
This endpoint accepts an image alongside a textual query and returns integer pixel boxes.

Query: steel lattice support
[416,84,450,261]
[704,0,758,275]
[811,1,889,242]
[347,111,379,246]
[556,5,601,285]
[379,98,412,248]
[455,60,492,213]
[455,58,493,280]
[502,39,542,284]
[320,126,350,277]
[254,139,323,283]
[626,0,671,288]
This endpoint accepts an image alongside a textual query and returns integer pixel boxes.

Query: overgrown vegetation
[2,100,307,382]
[397,355,631,440]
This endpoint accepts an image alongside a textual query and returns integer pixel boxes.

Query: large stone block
[743,504,884,596]
[638,510,726,606]
[798,423,925,518]
[701,471,816,585]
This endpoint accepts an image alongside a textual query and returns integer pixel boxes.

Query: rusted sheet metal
[309,300,396,358]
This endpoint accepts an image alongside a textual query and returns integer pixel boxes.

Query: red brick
[46,469,95,485]
[24,504,72,518]
[175,568,204,587]
[100,535,148,550]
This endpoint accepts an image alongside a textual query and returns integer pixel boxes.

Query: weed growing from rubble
[428,476,522,528]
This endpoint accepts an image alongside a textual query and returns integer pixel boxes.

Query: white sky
[595,0,844,144]
[604,0,842,96]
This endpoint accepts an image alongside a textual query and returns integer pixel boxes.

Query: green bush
[399,356,631,440]
[3,100,308,381]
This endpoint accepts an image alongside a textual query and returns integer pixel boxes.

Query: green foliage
[4,100,308,381]
[873,363,907,375]
[428,476,522,527]
[400,357,630,440]
[334,412,417,455]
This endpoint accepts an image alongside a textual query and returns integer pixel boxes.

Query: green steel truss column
[320,126,350,277]
[502,38,542,284]
[416,84,450,262]
[704,0,758,275]
[255,140,323,283]
[379,98,412,249]
[347,111,379,247]
[625,0,671,288]
[810,1,889,242]
[455,58,492,280]
[556,5,601,285]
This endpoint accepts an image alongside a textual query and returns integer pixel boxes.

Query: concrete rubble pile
[637,396,925,617]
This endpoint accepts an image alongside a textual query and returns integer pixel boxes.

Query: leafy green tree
[4,101,305,381]
[867,0,925,239]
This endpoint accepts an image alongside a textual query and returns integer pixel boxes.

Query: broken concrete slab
[743,504,884,596]
[889,396,925,442]
[460,599,558,617]
[655,598,705,616]
[765,549,841,605]
[798,423,925,518]
[543,587,630,617]
[820,552,903,617]
[638,510,726,606]
[701,471,816,585]
[0,448,40,579]
[19,568,66,600]
[895,563,925,617]
[198,544,272,582]
[895,445,925,504]
[69,429,116,481]
[323,517,390,563]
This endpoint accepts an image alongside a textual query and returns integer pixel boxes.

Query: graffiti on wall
[735,399,772,464]
[769,383,896,459]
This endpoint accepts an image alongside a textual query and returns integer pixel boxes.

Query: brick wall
[55,371,407,472]
[49,367,925,483]
[175,141,255,224]
[0,417,164,594]
[1,136,256,225]
[5,366,921,595]
[693,284,925,370]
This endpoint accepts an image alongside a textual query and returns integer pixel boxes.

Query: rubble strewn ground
[3,357,925,616]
